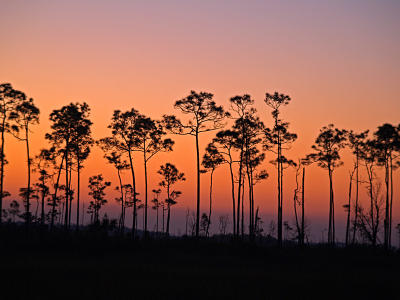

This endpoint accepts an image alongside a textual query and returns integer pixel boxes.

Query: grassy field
[0,228,399,299]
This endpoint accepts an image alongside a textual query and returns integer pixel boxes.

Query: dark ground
[0,227,399,300]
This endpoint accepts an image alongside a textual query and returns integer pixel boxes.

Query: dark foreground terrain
[0,228,399,300]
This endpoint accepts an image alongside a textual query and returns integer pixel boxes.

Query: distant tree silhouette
[254,207,264,238]
[344,165,356,246]
[133,115,174,237]
[240,113,268,238]
[151,188,162,234]
[98,140,130,232]
[121,183,140,232]
[264,92,297,247]
[202,143,224,236]
[306,124,346,245]
[293,161,307,246]
[0,83,25,223]
[87,174,111,224]
[7,200,20,223]
[158,163,185,236]
[46,102,91,229]
[200,213,209,236]
[10,97,40,227]
[48,148,64,229]
[33,149,56,226]
[163,91,227,237]
[373,123,399,248]
[359,139,382,246]
[229,94,255,237]
[106,109,141,239]
[346,130,369,244]
[70,111,93,230]
[357,181,384,246]
[211,129,240,235]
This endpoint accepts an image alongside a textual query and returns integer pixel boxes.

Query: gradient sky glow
[1,0,399,240]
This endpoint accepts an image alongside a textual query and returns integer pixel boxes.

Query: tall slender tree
[46,102,91,230]
[374,123,399,248]
[71,115,93,230]
[10,98,40,227]
[211,129,240,235]
[347,130,369,244]
[358,140,382,246]
[264,92,297,246]
[240,114,267,238]
[344,165,356,246]
[33,149,57,226]
[105,109,141,239]
[97,140,130,232]
[87,174,111,224]
[163,91,227,237]
[292,162,303,245]
[158,163,185,236]
[132,115,174,237]
[306,124,346,245]
[0,83,25,223]
[229,94,255,237]
[202,143,224,236]
[151,188,162,234]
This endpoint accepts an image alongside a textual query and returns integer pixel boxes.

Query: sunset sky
[1,0,399,240]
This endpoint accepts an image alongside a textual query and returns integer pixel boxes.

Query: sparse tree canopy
[163,90,228,238]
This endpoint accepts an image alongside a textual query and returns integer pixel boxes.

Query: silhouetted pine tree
[163,91,227,237]
[158,163,185,236]
[306,124,346,245]
[264,92,297,247]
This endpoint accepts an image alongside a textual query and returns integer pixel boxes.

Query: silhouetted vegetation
[1,82,400,298]
[0,83,399,248]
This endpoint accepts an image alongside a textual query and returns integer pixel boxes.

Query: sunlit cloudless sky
[1,0,399,238]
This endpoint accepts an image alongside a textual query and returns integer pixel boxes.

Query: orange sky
[1,0,399,240]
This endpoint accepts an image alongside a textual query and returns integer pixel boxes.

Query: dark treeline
[1,83,400,249]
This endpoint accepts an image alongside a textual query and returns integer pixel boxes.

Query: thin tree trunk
[345,171,353,246]
[389,155,393,247]
[40,177,45,226]
[166,183,170,236]
[0,115,6,224]
[237,149,243,237]
[117,169,124,233]
[206,169,214,237]
[195,130,200,238]
[246,165,252,237]
[293,167,301,245]
[332,173,335,245]
[51,152,65,229]
[241,176,245,238]
[64,146,69,230]
[277,147,282,247]
[25,127,31,228]
[352,155,359,244]
[144,148,148,237]
[128,150,137,239]
[366,164,375,245]
[328,167,333,245]
[76,159,80,230]
[280,157,284,246]
[68,163,72,228]
[301,167,305,246]
[228,159,236,236]
[384,158,390,249]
